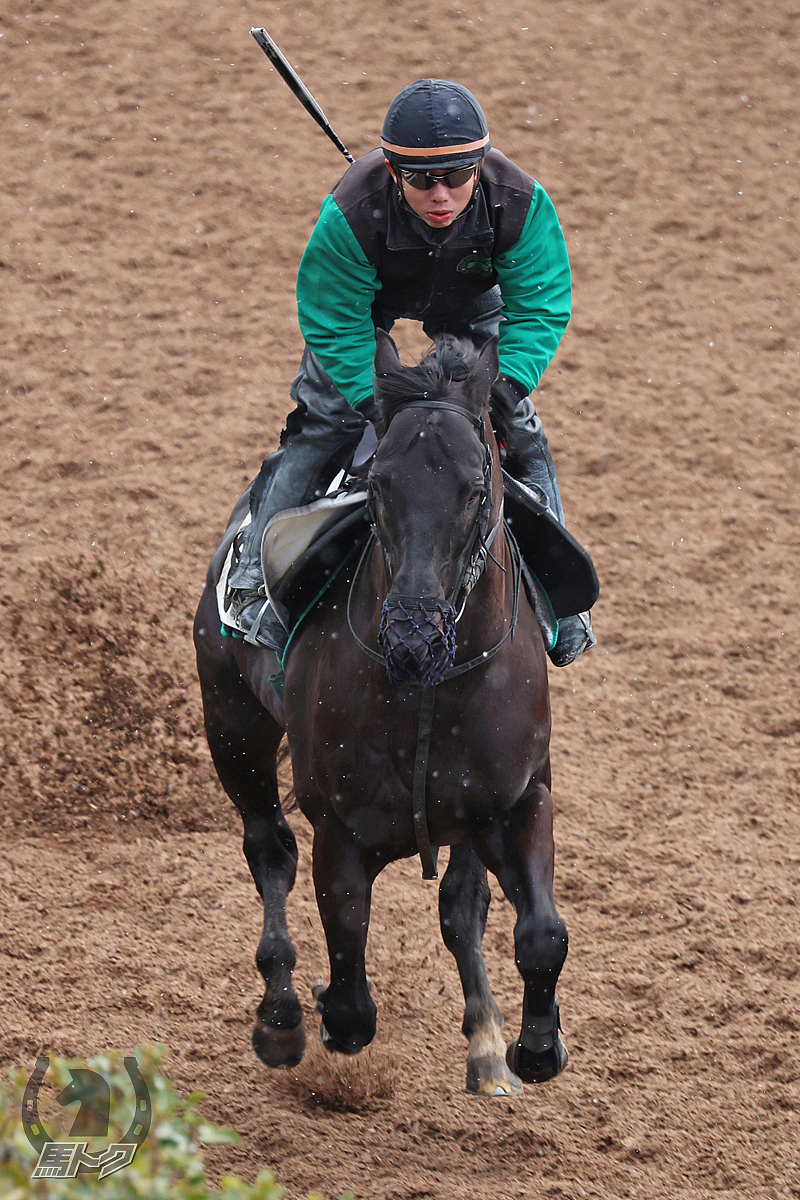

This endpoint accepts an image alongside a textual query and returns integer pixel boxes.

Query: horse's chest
[294,706,533,835]
[288,647,547,841]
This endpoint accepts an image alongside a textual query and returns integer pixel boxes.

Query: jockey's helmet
[381,79,491,171]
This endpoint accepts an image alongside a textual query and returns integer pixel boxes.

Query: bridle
[373,400,500,618]
[346,398,521,683]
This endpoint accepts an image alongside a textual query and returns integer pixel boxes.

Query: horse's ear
[374,328,402,377]
[464,335,499,410]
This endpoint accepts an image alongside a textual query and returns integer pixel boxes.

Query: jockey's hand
[356,394,381,430]
[490,374,527,420]
[490,374,527,452]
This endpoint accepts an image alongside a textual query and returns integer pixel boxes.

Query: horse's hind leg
[439,843,523,1097]
[195,605,305,1068]
[475,781,569,1085]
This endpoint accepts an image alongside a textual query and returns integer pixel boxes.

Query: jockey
[228,78,596,665]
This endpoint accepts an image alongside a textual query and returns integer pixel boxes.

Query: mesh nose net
[378,596,457,688]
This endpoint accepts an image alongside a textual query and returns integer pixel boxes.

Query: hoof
[466,1054,523,1098]
[252,1018,306,1069]
[506,1035,568,1084]
[319,1019,365,1056]
[312,979,373,1056]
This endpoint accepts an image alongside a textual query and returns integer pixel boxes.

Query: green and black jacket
[296,148,572,408]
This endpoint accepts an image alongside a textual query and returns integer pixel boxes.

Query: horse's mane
[374,335,511,445]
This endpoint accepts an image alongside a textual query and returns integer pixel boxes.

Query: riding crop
[250,28,355,164]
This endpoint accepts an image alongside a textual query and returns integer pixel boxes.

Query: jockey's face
[388,163,479,229]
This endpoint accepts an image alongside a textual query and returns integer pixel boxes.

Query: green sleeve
[494,182,572,394]
[296,193,381,408]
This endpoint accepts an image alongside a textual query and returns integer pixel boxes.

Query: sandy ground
[1,0,798,1197]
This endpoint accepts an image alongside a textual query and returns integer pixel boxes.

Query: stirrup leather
[227,584,267,625]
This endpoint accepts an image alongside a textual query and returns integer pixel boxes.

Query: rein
[345,397,522,880]
[345,523,521,682]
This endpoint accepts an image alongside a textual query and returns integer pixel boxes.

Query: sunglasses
[398,165,478,191]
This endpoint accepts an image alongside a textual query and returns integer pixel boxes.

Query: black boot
[495,378,596,667]
[547,611,595,667]
[227,350,372,648]
[227,433,366,648]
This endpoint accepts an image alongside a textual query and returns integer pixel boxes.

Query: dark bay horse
[194,332,568,1096]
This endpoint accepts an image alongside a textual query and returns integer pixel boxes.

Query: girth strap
[412,686,439,880]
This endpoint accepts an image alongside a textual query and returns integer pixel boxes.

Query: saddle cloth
[217,476,598,653]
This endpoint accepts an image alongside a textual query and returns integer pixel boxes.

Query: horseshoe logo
[22,1055,151,1173]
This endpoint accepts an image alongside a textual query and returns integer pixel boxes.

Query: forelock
[374,336,479,426]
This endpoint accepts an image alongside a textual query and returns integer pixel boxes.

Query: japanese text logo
[21,1055,151,1180]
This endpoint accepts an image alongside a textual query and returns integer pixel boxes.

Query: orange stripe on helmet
[380,134,490,157]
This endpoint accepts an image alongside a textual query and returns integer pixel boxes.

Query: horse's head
[369,330,501,689]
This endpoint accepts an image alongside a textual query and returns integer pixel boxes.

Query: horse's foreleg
[438,843,522,1097]
[475,780,569,1085]
[311,817,378,1055]
[195,607,305,1068]
[244,806,305,1068]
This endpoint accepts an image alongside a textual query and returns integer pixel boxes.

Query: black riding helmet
[381,79,491,171]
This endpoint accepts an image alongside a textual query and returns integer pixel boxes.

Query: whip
[251,28,355,164]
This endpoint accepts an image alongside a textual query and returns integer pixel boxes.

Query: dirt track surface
[1,1,798,1197]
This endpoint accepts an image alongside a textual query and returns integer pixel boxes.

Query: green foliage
[0,1045,349,1200]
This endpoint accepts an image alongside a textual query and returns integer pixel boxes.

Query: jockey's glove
[356,394,382,430]
[490,374,528,449]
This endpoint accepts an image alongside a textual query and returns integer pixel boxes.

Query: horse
[193,331,569,1096]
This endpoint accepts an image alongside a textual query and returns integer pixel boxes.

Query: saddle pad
[215,492,371,641]
[215,511,249,634]
[265,498,372,633]
[516,551,558,653]
[261,489,369,591]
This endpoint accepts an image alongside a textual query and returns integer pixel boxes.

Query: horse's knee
[243,818,298,894]
[514,913,568,980]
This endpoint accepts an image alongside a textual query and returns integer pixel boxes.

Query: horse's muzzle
[378,595,457,689]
